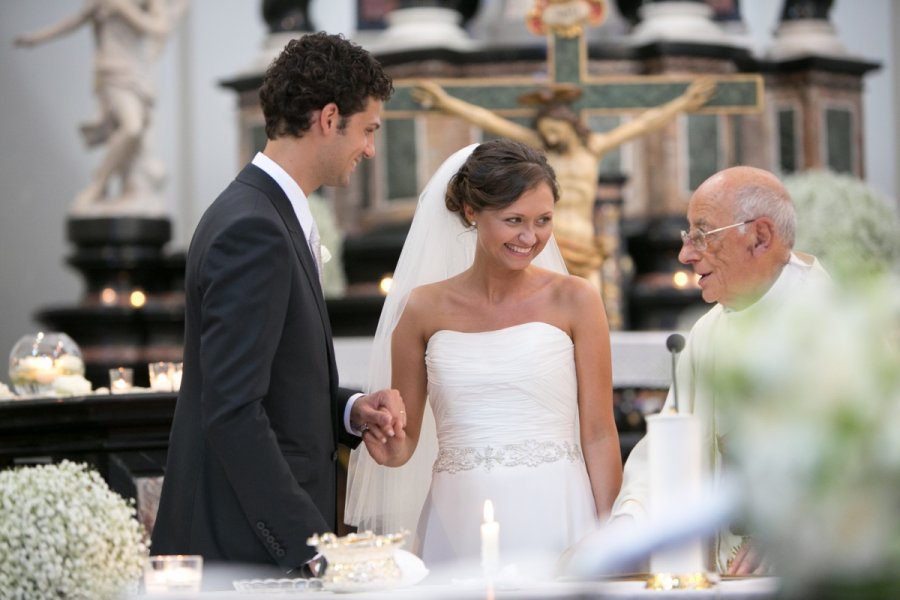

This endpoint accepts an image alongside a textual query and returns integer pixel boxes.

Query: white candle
[145,566,201,593]
[481,499,500,576]
[152,372,171,391]
[171,364,183,391]
[23,356,57,384]
[109,367,133,394]
[646,413,705,576]
[144,555,203,594]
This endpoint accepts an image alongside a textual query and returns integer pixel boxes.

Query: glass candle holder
[148,362,173,392]
[8,332,84,395]
[144,555,203,594]
[109,367,133,394]
[171,362,183,392]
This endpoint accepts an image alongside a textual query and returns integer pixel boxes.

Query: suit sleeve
[198,214,327,568]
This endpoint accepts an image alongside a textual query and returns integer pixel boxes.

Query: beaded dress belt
[433,440,582,474]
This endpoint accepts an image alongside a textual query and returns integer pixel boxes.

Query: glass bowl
[8,332,84,396]
[307,530,408,593]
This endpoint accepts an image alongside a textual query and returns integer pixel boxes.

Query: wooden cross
[377,0,763,329]
[384,2,762,124]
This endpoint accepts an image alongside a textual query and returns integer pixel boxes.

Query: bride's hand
[362,429,408,466]
[351,388,407,444]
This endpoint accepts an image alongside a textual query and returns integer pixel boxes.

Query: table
[134,576,780,599]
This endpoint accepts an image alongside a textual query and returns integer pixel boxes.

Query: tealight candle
[109,367,133,394]
[154,372,171,391]
[480,499,500,576]
[23,355,57,384]
[170,362,183,392]
[144,555,203,594]
[148,362,173,391]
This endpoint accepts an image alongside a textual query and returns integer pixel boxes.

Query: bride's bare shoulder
[547,270,602,307]
[401,279,454,319]
[408,279,452,301]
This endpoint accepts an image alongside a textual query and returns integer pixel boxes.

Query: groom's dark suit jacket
[152,164,360,571]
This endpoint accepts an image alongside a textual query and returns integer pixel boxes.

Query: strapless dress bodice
[425,321,577,450]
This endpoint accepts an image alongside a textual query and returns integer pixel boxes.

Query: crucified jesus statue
[413,77,716,287]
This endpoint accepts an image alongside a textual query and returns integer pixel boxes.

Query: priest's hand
[728,538,770,575]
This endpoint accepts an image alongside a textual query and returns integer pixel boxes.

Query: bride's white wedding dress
[344,144,597,571]
[415,321,599,565]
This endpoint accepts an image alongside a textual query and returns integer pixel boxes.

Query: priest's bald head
[678,166,796,310]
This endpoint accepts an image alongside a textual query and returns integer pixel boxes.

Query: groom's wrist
[345,393,365,435]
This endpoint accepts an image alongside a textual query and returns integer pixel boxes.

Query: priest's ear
[750,217,775,256]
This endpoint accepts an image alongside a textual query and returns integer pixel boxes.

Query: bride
[346,139,621,569]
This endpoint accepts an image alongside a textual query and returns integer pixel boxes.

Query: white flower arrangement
[0,461,149,599]
[53,374,93,396]
[709,277,900,590]
[786,170,900,281]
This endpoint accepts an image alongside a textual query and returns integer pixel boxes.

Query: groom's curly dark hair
[259,32,393,140]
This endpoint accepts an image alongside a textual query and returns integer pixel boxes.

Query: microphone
[666,333,685,413]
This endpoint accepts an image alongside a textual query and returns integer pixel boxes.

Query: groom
[152,33,405,577]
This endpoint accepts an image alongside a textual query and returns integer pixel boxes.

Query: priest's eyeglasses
[680,219,757,252]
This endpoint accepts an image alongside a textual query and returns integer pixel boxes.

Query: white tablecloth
[135,576,780,599]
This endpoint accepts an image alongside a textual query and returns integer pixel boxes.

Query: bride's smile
[472,181,556,267]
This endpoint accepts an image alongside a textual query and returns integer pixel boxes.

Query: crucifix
[383,0,763,326]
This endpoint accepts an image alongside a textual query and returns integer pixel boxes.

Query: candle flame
[483,499,494,523]
[130,289,147,308]
[379,275,393,296]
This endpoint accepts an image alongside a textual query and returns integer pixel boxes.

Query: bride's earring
[470,221,477,228]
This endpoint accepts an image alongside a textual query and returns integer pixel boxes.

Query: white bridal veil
[344,143,569,535]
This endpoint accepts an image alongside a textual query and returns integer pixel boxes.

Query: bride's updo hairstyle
[445,139,559,227]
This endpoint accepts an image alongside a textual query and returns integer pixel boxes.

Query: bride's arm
[364,293,429,467]
[569,277,623,520]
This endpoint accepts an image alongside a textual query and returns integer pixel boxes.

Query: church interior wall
[0,0,897,367]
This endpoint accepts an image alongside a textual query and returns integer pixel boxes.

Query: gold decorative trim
[645,572,716,591]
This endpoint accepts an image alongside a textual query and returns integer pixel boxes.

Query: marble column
[768,0,847,60]
[250,0,316,73]
[366,0,480,52]
[627,0,732,46]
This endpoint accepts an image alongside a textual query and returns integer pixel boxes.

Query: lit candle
[171,363,183,392]
[109,367,133,394]
[23,356,57,384]
[144,555,203,594]
[481,499,500,576]
[152,372,171,391]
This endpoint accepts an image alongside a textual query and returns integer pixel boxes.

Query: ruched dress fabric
[414,322,599,566]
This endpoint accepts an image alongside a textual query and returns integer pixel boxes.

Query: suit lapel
[235,165,339,382]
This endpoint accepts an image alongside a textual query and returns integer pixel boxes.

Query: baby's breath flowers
[0,461,148,599]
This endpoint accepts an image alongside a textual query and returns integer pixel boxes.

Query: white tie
[308,222,324,286]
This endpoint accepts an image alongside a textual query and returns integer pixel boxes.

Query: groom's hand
[351,389,406,444]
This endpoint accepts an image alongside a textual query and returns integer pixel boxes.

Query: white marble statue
[15,0,189,217]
